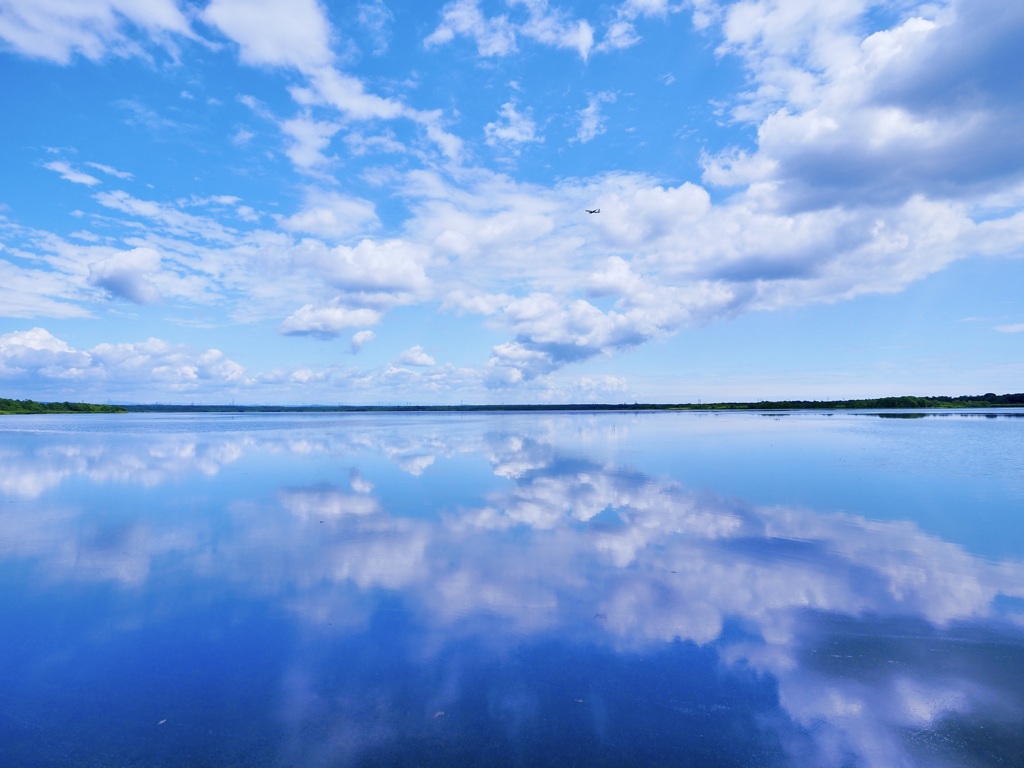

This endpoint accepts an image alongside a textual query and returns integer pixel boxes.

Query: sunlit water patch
[1,411,1022,766]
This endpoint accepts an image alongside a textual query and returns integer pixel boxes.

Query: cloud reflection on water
[1,414,1022,766]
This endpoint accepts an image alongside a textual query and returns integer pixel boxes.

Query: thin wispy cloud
[43,160,100,186]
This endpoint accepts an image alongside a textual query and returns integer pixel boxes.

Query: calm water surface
[1,411,1022,767]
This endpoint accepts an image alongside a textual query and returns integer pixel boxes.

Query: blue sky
[1,0,1022,405]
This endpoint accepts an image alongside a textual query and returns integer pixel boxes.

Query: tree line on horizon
[690,392,1024,410]
[0,398,126,414]
[2,393,1023,415]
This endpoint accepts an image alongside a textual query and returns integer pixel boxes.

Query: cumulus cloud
[0,327,89,378]
[351,329,375,352]
[202,0,335,72]
[16,147,1011,392]
[396,345,435,367]
[0,328,248,396]
[281,190,379,238]
[280,300,382,339]
[702,0,1024,210]
[292,237,432,303]
[88,245,163,304]
[480,283,723,385]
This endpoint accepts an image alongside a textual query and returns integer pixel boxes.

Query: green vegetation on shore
[0,398,126,415]
[117,392,1024,413]
[4,393,1022,415]
[679,392,1024,411]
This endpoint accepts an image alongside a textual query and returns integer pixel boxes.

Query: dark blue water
[1,411,1022,767]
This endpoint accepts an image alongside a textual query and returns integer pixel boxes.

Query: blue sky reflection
[1,412,1022,766]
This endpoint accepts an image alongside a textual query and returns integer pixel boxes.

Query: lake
[1,410,1023,767]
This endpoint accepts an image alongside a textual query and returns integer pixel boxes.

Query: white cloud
[90,338,247,389]
[292,237,432,301]
[205,0,461,164]
[1,326,76,356]
[0,241,93,319]
[43,160,100,186]
[343,129,406,157]
[994,323,1024,333]
[231,127,255,145]
[279,300,382,339]
[279,487,381,520]
[511,0,595,60]
[574,92,616,143]
[620,0,678,17]
[397,345,436,367]
[0,0,193,63]
[480,284,714,384]
[484,101,541,148]
[425,0,593,59]
[295,67,406,122]
[17,139,1011,392]
[201,0,334,72]
[88,245,162,304]
[281,190,379,239]
[351,329,375,352]
[402,167,998,383]
[424,0,517,56]
[289,69,466,161]
[84,161,133,179]
[93,189,235,242]
[280,114,341,171]
[235,205,259,222]
[702,0,1024,210]
[596,20,641,52]
[356,0,394,55]
[0,328,248,395]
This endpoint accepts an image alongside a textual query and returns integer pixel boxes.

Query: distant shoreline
[3,393,1023,415]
